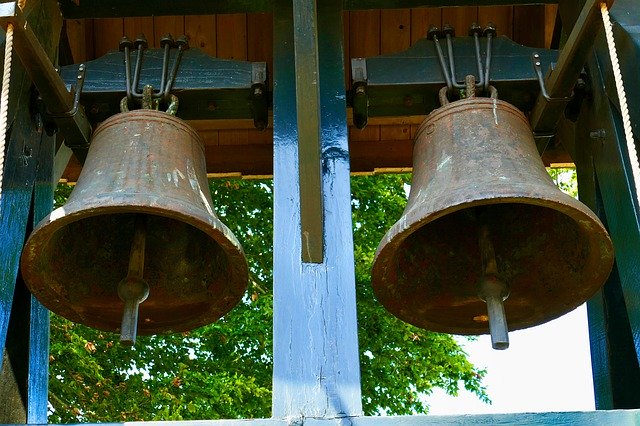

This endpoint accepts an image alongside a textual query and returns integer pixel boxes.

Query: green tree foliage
[48,175,487,422]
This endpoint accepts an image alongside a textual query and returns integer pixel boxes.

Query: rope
[601,3,640,211]
[0,22,15,207]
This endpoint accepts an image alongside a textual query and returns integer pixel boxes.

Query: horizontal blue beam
[15,410,640,426]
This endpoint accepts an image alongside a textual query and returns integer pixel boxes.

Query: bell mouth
[20,204,248,335]
[372,199,614,335]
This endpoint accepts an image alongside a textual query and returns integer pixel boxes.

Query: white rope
[0,22,14,208]
[601,3,640,210]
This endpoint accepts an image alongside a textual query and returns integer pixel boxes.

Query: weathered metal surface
[20,110,248,334]
[272,0,362,417]
[372,97,614,335]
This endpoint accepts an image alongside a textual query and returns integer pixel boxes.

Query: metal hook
[431,23,495,97]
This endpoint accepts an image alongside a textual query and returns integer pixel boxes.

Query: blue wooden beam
[26,124,55,424]
[568,0,640,408]
[272,0,362,418]
[11,410,640,425]
[0,0,59,421]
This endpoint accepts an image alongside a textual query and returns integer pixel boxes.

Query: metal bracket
[529,0,615,144]
[351,57,368,129]
[251,62,268,130]
[120,33,189,111]
[531,54,573,104]
[47,64,85,119]
[0,1,92,163]
[430,22,495,98]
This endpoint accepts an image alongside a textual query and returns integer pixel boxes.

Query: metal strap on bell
[371,80,614,349]
[21,98,248,345]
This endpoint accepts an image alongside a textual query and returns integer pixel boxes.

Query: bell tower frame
[1,0,640,423]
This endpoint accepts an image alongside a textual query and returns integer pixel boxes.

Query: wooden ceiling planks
[62,5,553,178]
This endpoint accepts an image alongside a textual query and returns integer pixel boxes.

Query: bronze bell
[371,92,614,349]
[21,109,248,345]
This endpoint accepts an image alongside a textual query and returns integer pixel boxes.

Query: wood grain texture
[153,15,185,47]
[123,17,154,44]
[65,19,90,63]
[410,7,442,44]
[380,9,411,141]
[348,10,380,142]
[513,5,545,48]
[478,6,513,38]
[93,18,123,56]
[442,6,478,34]
[217,14,249,148]
[185,15,217,56]
[272,0,361,416]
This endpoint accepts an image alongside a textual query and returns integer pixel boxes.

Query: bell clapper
[117,215,150,346]
[477,224,510,350]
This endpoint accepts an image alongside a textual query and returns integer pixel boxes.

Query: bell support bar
[0,1,92,163]
[529,0,615,152]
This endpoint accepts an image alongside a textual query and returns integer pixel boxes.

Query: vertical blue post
[0,0,59,419]
[27,128,54,423]
[574,0,640,407]
[272,0,363,419]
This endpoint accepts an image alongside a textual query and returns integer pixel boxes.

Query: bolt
[403,95,414,107]
[207,101,217,111]
[253,87,263,97]
[119,36,132,51]
[134,34,148,49]
[175,35,190,49]
[483,23,497,37]
[160,33,174,48]
[590,129,606,139]
[355,85,366,96]
[468,22,482,37]
[442,23,455,37]
[427,25,441,40]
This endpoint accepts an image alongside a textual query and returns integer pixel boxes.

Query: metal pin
[477,224,510,350]
[117,215,150,346]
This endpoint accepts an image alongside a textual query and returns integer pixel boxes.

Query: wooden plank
[217,14,249,146]
[545,4,559,48]
[123,17,154,43]
[513,5,546,48]
[58,0,563,20]
[64,19,90,63]
[409,7,440,139]
[92,18,123,56]
[153,15,185,47]
[185,15,217,56]
[380,9,411,141]
[478,6,513,38]
[442,6,478,34]
[348,10,380,142]
[410,7,442,44]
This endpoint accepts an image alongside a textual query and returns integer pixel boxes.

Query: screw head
[468,22,482,37]
[119,36,132,51]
